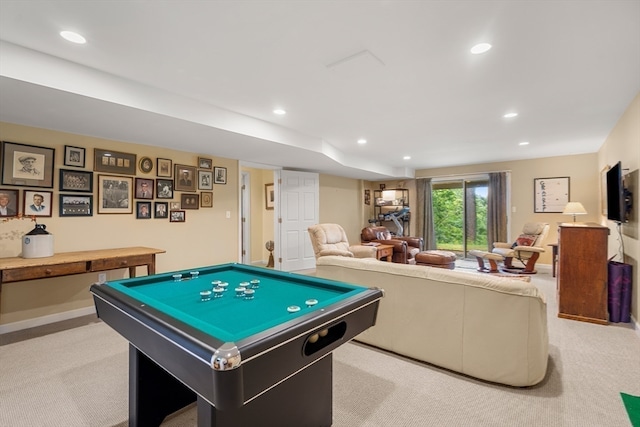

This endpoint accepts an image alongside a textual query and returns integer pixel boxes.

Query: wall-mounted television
[606,161,631,223]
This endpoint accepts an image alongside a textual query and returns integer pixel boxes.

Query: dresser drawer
[1,261,88,282]
[90,254,153,272]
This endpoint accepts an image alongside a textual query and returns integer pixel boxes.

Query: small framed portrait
[97,175,133,214]
[136,201,152,219]
[139,156,153,174]
[214,166,227,185]
[154,202,168,219]
[59,169,93,193]
[1,141,55,188]
[174,164,197,192]
[169,201,181,211]
[23,190,53,217]
[200,191,213,208]
[0,188,20,217]
[180,193,200,210]
[157,158,172,177]
[364,189,371,205]
[265,183,274,210]
[59,194,93,217]
[156,179,173,199]
[198,170,213,190]
[135,178,154,199]
[170,210,186,222]
[198,157,213,170]
[64,145,86,168]
[94,148,136,175]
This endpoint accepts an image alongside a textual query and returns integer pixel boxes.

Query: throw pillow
[512,234,537,248]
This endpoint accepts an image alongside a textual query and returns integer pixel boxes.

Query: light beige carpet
[1,266,639,426]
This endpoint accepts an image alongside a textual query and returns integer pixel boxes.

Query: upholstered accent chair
[307,223,377,259]
[492,222,550,274]
[360,225,424,264]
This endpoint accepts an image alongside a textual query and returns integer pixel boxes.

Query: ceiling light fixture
[503,112,518,118]
[273,109,286,115]
[60,31,86,44]
[403,156,411,160]
[519,141,530,146]
[470,43,492,54]
[357,139,367,145]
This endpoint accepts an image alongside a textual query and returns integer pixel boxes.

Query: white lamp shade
[563,202,587,216]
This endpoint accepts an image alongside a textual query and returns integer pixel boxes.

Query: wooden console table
[376,244,395,262]
[0,247,165,306]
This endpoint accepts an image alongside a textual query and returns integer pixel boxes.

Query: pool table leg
[198,355,333,427]
[129,345,196,426]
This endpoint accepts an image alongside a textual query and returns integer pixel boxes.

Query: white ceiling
[1,1,639,180]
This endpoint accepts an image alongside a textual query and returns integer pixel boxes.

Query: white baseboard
[0,306,96,334]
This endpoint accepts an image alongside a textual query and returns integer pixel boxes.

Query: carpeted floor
[1,262,639,426]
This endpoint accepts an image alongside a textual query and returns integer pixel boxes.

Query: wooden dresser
[557,223,609,324]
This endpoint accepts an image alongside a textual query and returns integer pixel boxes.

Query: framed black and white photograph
[136,201,152,219]
[201,191,213,208]
[198,170,213,190]
[59,169,93,193]
[59,194,93,217]
[180,193,199,210]
[156,179,173,199]
[198,157,213,170]
[174,164,197,192]
[154,202,168,218]
[214,166,227,184]
[139,156,153,174]
[23,190,53,217]
[265,183,274,210]
[94,148,137,175]
[534,177,570,213]
[1,141,55,188]
[135,178,154,199]
[169,201,181,211]
[64,145,86,168]
[157,158,172,177]
[0,188,20,217]
[170,210,186,222]
[97,175,133,214]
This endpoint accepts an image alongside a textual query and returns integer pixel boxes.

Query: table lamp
[563,202,587,222]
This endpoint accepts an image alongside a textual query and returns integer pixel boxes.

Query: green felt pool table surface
[104,263,367,342]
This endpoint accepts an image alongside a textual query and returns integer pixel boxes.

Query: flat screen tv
[606,161,626,222]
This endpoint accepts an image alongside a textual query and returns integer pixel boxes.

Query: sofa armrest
[349,245,377,258]
[493,242,512,249]
[318,249,354,258]
[395,236,423,250]
[513,246,545,253]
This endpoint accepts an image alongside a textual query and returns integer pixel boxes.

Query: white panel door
[278,170,319,272]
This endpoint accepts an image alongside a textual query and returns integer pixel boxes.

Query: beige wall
[597,92,639,325]
[318,175,369,245]
[1,122,240,325]
[240,166,275,264]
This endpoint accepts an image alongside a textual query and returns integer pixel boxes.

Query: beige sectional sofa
[315,256,549,387]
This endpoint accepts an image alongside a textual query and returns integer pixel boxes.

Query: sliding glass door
[432,178,488,257]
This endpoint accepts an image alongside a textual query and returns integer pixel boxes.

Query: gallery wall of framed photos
[0,123,238,274]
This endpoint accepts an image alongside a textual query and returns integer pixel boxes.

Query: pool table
[90,263,383,427]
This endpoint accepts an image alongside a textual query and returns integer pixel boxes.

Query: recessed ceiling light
[273,109,286,115]
[470,43,492,54]
[503,112,518,118]
[60,31,86,44]
[403,156,411,160]
[357,139,367,145]
[519,141,530,146]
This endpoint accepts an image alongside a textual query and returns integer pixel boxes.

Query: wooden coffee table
[376,244,394,262]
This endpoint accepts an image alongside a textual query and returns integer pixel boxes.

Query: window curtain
[416,178,436,249]
[487,172,508,249]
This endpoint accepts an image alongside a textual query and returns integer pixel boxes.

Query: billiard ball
[308,334,319,343]
[319,329,328,337]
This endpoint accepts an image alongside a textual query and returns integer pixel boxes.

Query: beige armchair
[492,222,550,274]
[308,224,377,259]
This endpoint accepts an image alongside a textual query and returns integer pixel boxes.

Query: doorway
[432,177,488,258]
